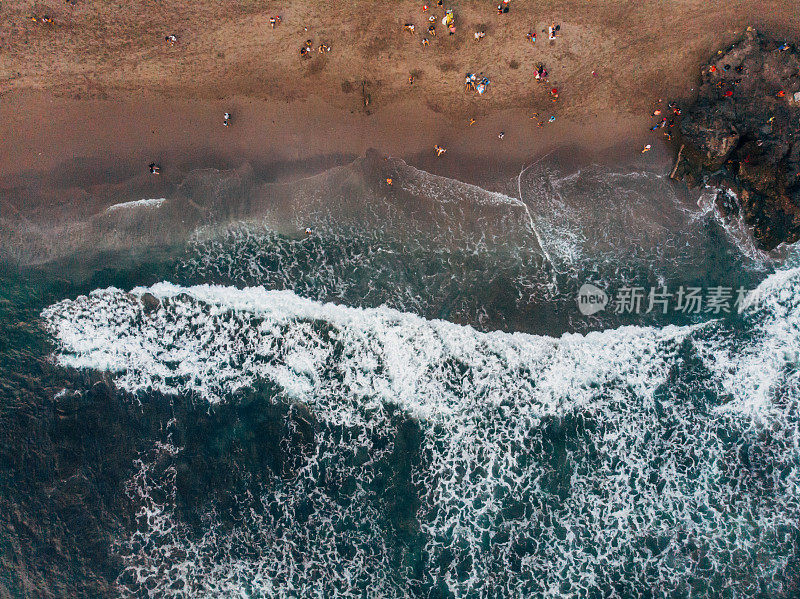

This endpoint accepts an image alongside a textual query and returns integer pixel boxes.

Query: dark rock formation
[140,292,160,313]
[671,29,800,250]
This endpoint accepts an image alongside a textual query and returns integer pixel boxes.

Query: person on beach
[148,163,161,175]
[434,145,447,156]
[526,31,536,43]
[442,9,455,34]
[223,112,231,126]
[465,73,476,91]
[165,35,177,46]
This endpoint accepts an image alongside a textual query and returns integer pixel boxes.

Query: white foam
[695,266,800,416]
[105,198,166,212]
[41,270,800,598]
[43,282,690,417]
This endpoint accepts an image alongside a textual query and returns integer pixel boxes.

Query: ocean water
[6,154,800,597]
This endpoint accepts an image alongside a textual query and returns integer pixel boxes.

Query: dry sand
[2,0,799,217]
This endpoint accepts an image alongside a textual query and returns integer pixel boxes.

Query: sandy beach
[3,0,799,184]
[1,0,799,260]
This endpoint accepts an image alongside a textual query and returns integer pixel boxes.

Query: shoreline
[3,0,797,226]
[1,90,675,273]
[6,0,795,229]
[1,90,665,212]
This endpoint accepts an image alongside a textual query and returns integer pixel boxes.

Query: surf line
[516,151,562,279]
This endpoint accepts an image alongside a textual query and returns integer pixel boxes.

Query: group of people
[405,2,455,45]
[300,39,331,57]
[465,73,491,95]
[648,101,681,141]
[528,112,556,128]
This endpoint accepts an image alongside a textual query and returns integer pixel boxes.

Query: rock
[715,189,740,218]
[671,29,800,250]
[680,111,740,168]
[140,292,160,313]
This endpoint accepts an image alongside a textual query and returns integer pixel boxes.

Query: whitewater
[41,263,800,598]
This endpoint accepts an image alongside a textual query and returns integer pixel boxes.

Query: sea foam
[105,198,167,212]
[41,268,800,598]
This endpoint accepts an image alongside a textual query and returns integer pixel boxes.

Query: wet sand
[0,90,671,273]
[2,90,653,176]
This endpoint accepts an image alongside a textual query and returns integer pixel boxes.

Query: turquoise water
[4,156,800,597]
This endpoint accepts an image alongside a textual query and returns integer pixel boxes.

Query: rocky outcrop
[671,29,800,250]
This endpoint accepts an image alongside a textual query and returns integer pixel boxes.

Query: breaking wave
[41,266,800,598]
